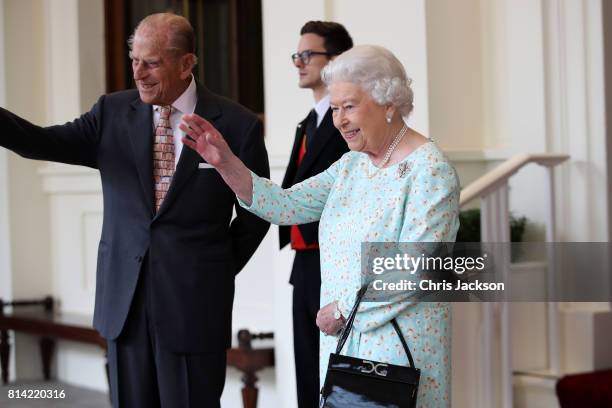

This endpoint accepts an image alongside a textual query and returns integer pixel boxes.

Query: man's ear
[180,54,196,79]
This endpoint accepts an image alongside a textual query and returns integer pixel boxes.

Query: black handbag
[320,286,421,408]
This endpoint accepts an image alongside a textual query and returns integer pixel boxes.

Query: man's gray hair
[322,45,414,116]
[127,12,198,65]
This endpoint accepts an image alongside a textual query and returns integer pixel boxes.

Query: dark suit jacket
[0,84,270,352]
[279,108,348,251]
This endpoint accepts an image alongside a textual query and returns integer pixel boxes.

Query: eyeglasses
[291,50,334,65]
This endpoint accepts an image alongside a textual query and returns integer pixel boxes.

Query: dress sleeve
[338,160,461,332]
[237,154,346,225]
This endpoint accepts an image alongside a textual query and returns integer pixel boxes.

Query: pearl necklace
[366,124,408,179]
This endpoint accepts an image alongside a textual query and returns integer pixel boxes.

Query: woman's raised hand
[179,113,254,205]
[180,113,233,168]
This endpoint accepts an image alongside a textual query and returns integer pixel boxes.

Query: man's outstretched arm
[0,97,103,169]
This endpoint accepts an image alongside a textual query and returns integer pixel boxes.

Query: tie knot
[159,105,172,120]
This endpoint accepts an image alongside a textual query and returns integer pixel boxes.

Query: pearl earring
[386,116,392,124]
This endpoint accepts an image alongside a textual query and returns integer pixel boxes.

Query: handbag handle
[335,285,416,369]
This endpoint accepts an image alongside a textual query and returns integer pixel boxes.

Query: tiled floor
[0,381,110,408]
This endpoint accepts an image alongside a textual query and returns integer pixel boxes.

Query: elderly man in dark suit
[0,12,269,408]
[283,21,352,407]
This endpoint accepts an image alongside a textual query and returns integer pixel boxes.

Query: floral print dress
[239,141,460,407]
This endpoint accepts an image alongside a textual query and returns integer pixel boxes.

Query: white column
[0,159,11,301]
[545,167,561,374]
[543,0,608,242]
[543,0,611,371]
[480,184,512,408]
[0,0,12,300]
[0,0,16,383]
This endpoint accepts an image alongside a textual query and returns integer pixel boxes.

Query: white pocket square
[198,163,215,169]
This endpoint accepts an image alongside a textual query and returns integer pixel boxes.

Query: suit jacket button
[135,255,143,263]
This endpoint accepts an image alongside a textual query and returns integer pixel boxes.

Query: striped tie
[153,105,175,212]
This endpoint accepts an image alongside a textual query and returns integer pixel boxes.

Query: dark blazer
[0,84,270,352]
[279,108,349,249]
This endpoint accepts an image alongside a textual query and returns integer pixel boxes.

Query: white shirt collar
[313,94,330,128]
[153,75,197,114]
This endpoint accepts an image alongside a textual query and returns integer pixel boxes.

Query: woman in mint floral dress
[181,45,460,407]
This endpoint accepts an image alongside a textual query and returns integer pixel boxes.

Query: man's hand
[316,301,345,336]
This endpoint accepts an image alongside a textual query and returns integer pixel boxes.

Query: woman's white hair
[321,45,414,116]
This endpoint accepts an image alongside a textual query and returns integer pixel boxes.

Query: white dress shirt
[314,94,330,128]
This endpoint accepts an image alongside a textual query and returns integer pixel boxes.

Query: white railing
[459,153,569,408]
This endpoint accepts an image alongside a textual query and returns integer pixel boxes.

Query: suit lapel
[154,84,222,218]
[281,116,308,188]
[294,109,336,181]
[128,98,155,216]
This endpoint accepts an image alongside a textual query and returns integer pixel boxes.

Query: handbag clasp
[360,360,389,377]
